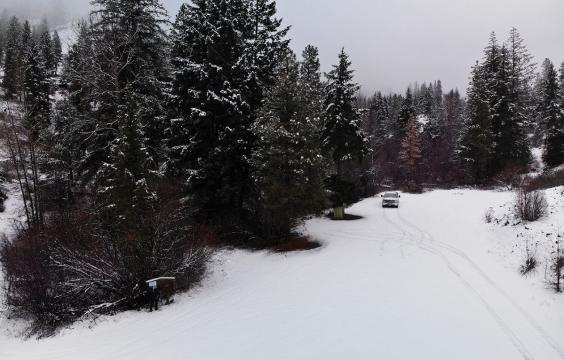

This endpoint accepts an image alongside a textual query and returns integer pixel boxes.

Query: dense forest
[0,0,563,335]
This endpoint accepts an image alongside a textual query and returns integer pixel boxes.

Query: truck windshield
[384,193,399,198]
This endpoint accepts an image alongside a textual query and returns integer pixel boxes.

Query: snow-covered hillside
[54,24,77,54]
[2,189,564,359]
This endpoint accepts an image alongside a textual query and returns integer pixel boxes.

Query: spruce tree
[23,38,50,133]
[61,20,92,113]
[0,24,4,69]
[322,48,368,218]
[2,17,22,99]
[168,0,252,221]
[397,88,415,138]
[440,89,464,181]
[72,0,169,183]
[491,45,531,172]
[244,0,289,113]
[99,87,155,229]
[253,50,326,241]
[52,30,62,73]
[420,83,434,117]
[38,28,55,75]
[506,28,536,129]
[540,59,564,167]
[478,32,531,175]
[459,62,493,184]
[168,0,287,224]
[299,45,324,119]
[432,80,444,120]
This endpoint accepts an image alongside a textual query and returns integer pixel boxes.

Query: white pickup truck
[381,191,400,208]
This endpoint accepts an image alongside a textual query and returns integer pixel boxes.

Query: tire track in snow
[394,209,564,360]
[381,208,410,258]
[381,209,534,360]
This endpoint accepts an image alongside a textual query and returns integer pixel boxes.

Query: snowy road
[2,190,564,359]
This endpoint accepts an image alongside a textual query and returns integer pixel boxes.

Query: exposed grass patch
[526,168,564,191]
[327,213,364,221]
[271,236,322,253]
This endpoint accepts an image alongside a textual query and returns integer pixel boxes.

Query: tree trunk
[333,206,345,220]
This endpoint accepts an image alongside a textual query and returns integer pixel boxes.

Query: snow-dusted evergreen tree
[168,0,287,224]
[399,114,422,184]
[299,45,324,120]
[397,87,415,138]
[440,89,464,180]
[243,0,289,113]
[66,0,170,183]
[539,59,564,167]
[2,17,22,99]
[98,87,155,228]
[419,83,434,117]
[23,37,50,133]
[252,50,326,241]
[60,20,92,113]
[52,30,62,73]
[490,45,531,172]
[459,62,493,184]
[168,0,253,221]
[365,92,388,149]
[20,20,32,61]
[50,21,94,192]
[506,28,536,129]
[322,48,368,218]
[462,31,531,182]
[432,80,444,120]
[38,28,55,76]
[298,44,326,177]
[0,22,4,69]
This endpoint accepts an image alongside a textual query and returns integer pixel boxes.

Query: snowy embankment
[2,189,564,359]
[0,182,25,335]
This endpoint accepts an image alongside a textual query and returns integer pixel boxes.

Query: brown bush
[0,194,213,336]
[525,168,564,191]
[495,163,529,188]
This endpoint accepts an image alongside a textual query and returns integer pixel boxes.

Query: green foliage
[168,0,288,224]
[540,59,564,167]
[252,50,327,242]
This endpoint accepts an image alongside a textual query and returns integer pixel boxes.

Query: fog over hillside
[3,0,564,94]
[0,0,85,26]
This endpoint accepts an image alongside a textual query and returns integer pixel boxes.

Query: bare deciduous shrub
[514,188,548,222]
[0,192,214,336]
[494,163,528,189]
[547,235,564,293]
[484,207,494,223]
[520,238,538,275]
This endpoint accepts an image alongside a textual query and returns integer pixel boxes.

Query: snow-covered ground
[2,189,564,359]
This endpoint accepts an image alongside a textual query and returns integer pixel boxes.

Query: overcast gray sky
[4,0,564,95]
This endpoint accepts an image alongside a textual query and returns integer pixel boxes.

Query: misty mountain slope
[2,189,564,360]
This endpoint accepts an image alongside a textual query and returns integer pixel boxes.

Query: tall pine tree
[252,50,326,242]
[459,62,493,184]
[70,0,170,184]
[540,59,564,167]
[23,37,50,133]
[322,48,368,219]
[168,0,288,226]
[2,17,22,99]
